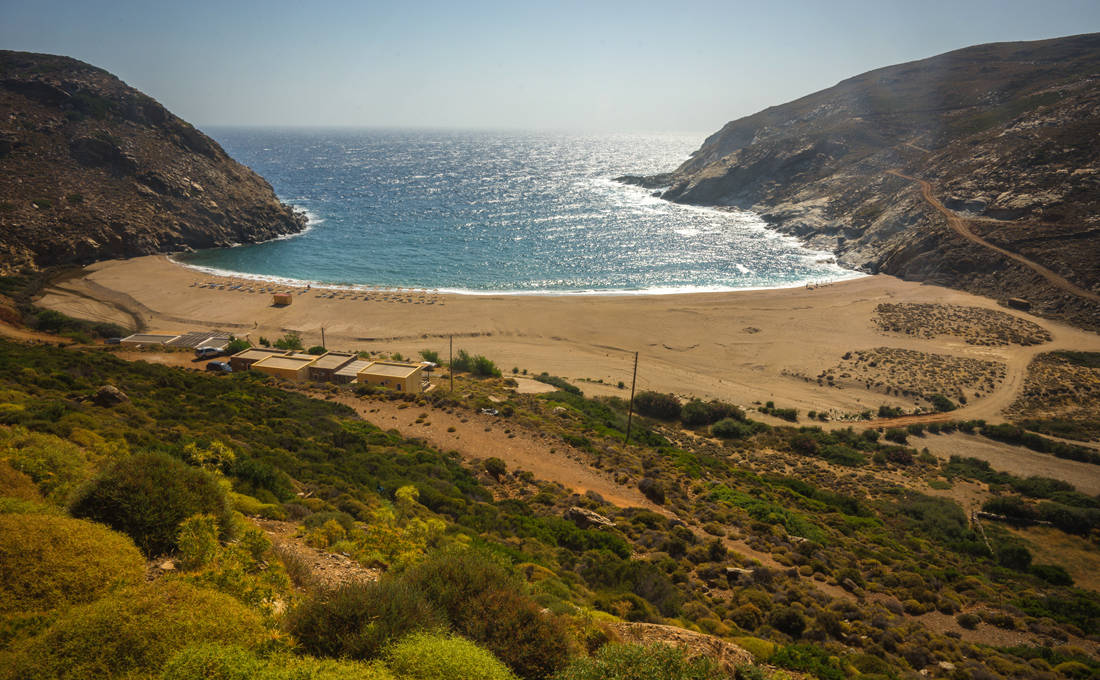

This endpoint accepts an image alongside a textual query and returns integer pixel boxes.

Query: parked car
[105,337,122,345]
[205,361,232,373]
[195,347,222,358]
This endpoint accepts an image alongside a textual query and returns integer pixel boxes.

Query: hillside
[0,51,305,274]
[621,33,1100,330]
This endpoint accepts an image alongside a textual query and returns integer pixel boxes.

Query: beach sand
[37,255,1100,425]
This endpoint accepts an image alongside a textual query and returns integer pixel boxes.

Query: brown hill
[0,51,305,274]
[622,33,1100,330]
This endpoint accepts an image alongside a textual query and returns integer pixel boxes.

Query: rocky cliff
[622,33,1100,330]
[0,51,305,274]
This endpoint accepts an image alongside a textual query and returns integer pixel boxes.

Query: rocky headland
[621,33,1100,330]
[0,51,305,274]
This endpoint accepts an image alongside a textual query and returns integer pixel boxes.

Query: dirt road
[887,170,1100,304]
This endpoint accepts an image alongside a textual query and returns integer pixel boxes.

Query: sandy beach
[36,255,1100,425]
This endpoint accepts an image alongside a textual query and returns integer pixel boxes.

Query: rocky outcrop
[0,51,306,274]
[622,33,1100,330]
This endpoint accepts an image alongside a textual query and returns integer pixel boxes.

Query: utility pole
[449,335,454,392]
[320,327,326,351]
[624,351,638,445]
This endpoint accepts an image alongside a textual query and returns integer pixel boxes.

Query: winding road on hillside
[887,170,1100,304]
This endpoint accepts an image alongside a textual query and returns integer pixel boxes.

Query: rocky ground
[1006,352,1100,439]
[872,302,1051,346]
[821,347,1006,405]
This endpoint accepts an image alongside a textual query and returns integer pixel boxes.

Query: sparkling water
[178,129,861,294]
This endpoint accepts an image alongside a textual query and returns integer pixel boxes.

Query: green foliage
[25,308,126,340]
[534,373,582,395]
[980,424,1100,465]
[484,457,507,479]
[288,579,446,660]
[273,333,304,350]
[884,428,908,444]
[458,587,573,679]
[710,418,753,439]
[633,391,681,420]
[384,632,518,680]
[929,394,957,412]
[451,349,502,377]
[0,513,144,613]
[178,514,220,569]
[681,399,744,428]
[1013,590,1100,631]
[0,426,100,502]
[1031,563,1073,586]
[885,491,984,556]
[70,451,232,556]
[1,580,268,680]
[162,644,397,680]
[225,338,251,354]
[307,345,327,355]
[768,606,806,638]
[553,643,725,680]
[419,349,440,364]
[769,644,844,680]
[638,478,665,504]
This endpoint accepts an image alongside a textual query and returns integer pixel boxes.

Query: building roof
[359,361,422,379]
[252,355,317,371]
[232,348,289,362]
[336,359,372,377]
[167,331,231,349]
[120,333,181,345]
[310,352,357,370]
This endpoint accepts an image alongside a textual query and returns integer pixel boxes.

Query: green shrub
[178,514,220,570]
[70,451,232,556]
[884,428,908,444]
[553,643,725,680]
[273,333,303,350]
[633,391,681,420]
[0,426,97,502]
[451,350,502,377]
[535,373,582,396]
[710,418,751,439]
[225,338,250,355]
[1031,564,1074,586]
[396,547,521,623]
[458,587,572,679]
[956,612,981,629]
[160,643,263,680]
[419,349,441,364]
[0,513,144,613]
[638,478,665,504]
[384,632,517,680]
[307,345,327,355]
[287,579,445,660]
[161,644,396,680]
[929,394,957,412]
[768,606,806,638]
[2,580,268,680]
[484,457,508,479]
[680,400,744,427]
[0,459,41,501]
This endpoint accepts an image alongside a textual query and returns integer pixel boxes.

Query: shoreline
[170,253,869,297]
[36,255,1100,426]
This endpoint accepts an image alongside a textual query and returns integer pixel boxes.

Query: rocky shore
[620,34,1100,330]
[0,51,306,274]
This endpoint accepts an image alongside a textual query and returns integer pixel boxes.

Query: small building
[356,361,425,393]
[273,293,292,306]
[228,347,290,373]
[308,352,358,382]
[250,353,318,381]
[334,359,372,385]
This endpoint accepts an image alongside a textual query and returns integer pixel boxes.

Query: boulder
[92,384,128,406]
[564,506,615,529]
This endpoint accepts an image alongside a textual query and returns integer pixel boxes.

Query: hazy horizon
[3,0,1100,133]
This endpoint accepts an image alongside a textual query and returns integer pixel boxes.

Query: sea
[178,129,863,294]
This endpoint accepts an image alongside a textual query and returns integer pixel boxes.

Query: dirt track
[887,170,1100,304]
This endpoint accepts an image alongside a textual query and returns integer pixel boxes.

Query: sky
[3,0,1099,133]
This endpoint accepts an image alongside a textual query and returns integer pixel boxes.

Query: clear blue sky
[3,0,1099,132]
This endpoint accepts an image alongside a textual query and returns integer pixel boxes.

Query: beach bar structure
[228,347,290,373]
[250,353,318,381]
[307,352,358,382]
[120,333,181,346]
[356,361,425,393]
[273,293,293,306]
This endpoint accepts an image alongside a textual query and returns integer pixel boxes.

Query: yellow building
[229,347,290,372]
[356,361,425,393]
[250,353,318,381]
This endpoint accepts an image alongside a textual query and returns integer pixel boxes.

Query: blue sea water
[178,129,861,294]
